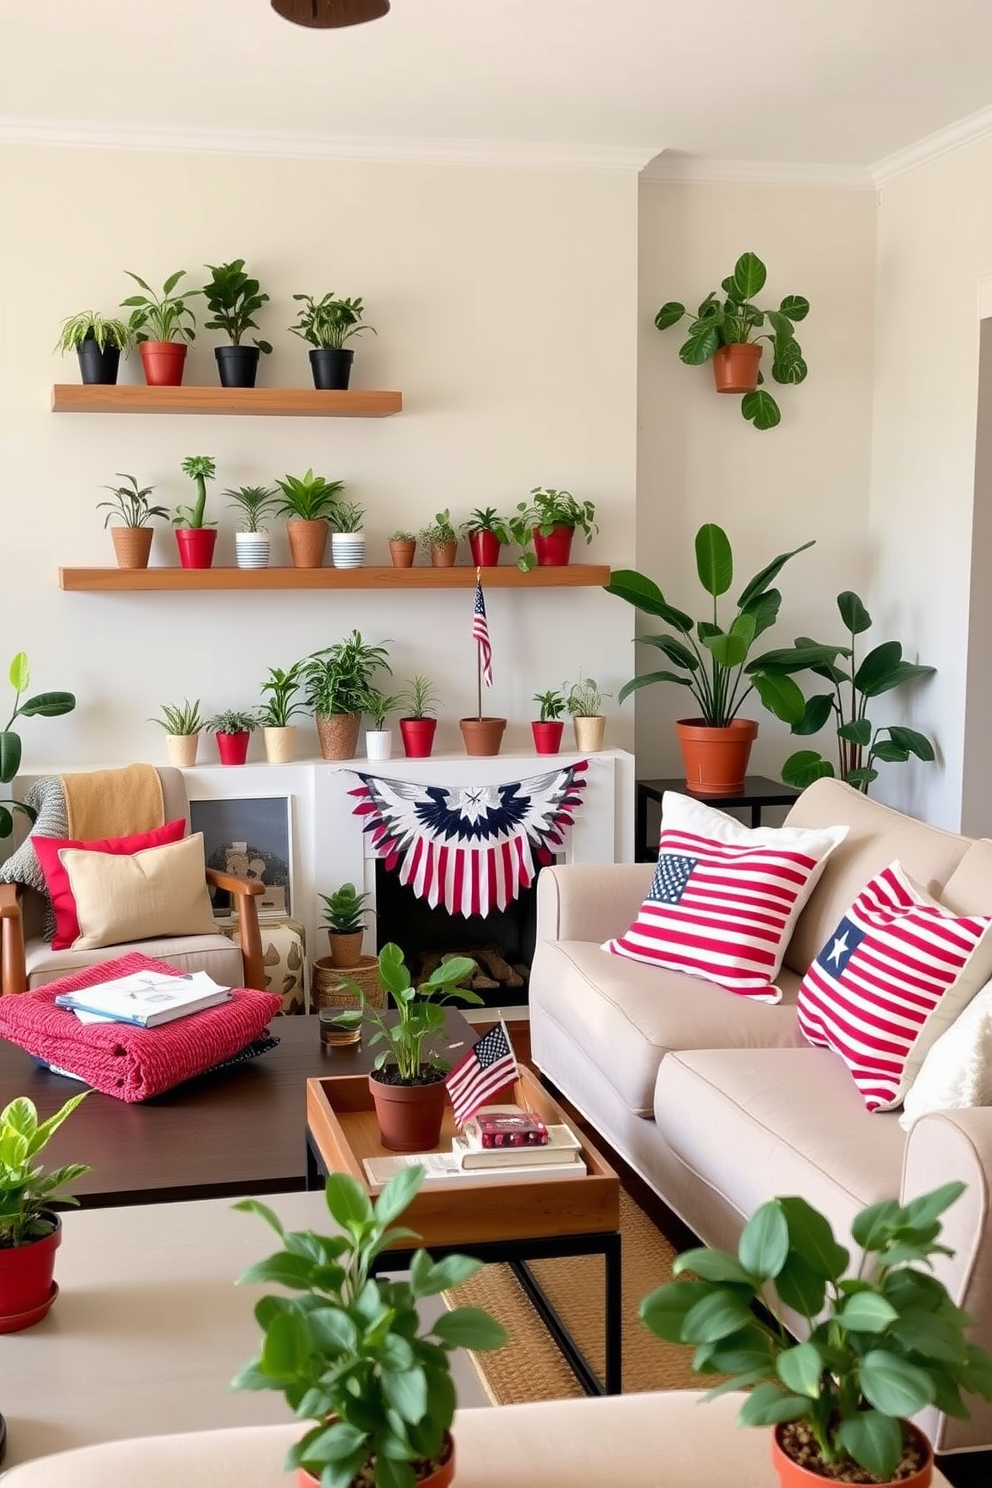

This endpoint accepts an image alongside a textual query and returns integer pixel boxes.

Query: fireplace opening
[374,862,539,1007]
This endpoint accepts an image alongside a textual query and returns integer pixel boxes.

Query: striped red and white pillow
[603,793,847,1001]
[797,861,992,1111]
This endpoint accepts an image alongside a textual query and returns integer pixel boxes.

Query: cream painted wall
[633,179,877,782]
[0,144,637,773]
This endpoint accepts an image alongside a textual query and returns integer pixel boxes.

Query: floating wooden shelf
[51,385,403,417]
[59,564,611,593]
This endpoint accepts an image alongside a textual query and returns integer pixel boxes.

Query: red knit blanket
[0,953,283,1101]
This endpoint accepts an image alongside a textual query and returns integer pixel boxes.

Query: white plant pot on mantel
[235,530,271,569]
[331,531,366,569]
[263,725,297,763]
[365,729,393,760]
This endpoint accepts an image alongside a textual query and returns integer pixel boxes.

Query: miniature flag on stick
[445,1019,518,1127]
[472,574,494,688]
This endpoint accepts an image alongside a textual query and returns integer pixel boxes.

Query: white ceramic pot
[263,725,297,763]
[331,531,366,569]
[165,732,199,768]
[365,729,393,760]
[235,530,271,569]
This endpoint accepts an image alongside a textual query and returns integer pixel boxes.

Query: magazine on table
[54,969,232,1028]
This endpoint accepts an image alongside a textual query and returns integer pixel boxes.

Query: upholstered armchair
[0,765,265,995]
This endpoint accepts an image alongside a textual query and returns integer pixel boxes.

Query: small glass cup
[318,1006,361,1048]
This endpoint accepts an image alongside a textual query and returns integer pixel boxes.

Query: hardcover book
[54,969,232,1028]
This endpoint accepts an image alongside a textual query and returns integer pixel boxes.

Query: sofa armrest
[204,869,265,991]
[0,882,27,995]
[536,863,654,945]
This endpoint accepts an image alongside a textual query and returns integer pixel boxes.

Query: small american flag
[472,579,493,686]
[445,1020,517,1126]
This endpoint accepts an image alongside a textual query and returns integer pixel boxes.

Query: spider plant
[149,699,203,736]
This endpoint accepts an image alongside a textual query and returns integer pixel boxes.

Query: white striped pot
[331,531,366,569]
[235,530,271,569]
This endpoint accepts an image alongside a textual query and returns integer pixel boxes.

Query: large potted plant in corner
[259,662,305,763]
[202,258,272,389]
[149,698,203,768]
[640,1181,992,1488]
[232,1164,507,1488]
[55,310,135,385]
[289,290,376,391]
[0,1092,90,1332]
[301,630,391,761]
[225,484,278,570]
[335,943,483,1151]
[398,674,440,759]
[174,455,218,569]
[274,469,344,569]
[605,524,815,794]
[97,472,170,569]
[0,652,76,844]
[508,488,598,570]
[121,268,200,387]
[654,251,809,430]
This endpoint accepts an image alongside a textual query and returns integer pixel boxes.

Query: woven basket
[312,954,386,1015]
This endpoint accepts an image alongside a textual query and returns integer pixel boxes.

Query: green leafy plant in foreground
[0,653,76,840]
[0,1093,91,1247]
[233,1164,506,1488]
[641,1182,992,1482]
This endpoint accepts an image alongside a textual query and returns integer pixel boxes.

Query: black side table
[635,775,801,862]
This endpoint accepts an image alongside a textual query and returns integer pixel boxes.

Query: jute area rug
[443,1189,699,1405]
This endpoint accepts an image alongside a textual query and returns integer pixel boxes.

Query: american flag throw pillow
[797,861,992,1111]
[603,793,847,1001]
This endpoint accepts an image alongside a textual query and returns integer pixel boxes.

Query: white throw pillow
[61,833,217,951]
[900,984,992,1130]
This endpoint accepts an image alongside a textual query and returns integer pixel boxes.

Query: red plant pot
[532,524,574,566]
[468,530,502,567]
[215,730,251,765]
[175,528,217,569]
[0,1216,61,1332]
[139,340,188,387]
[399,717,437,758]
[531,720,565,755]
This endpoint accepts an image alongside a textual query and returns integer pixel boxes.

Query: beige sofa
[530,778,992,1454]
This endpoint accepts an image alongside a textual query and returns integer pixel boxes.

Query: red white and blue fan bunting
[348,762,588,917]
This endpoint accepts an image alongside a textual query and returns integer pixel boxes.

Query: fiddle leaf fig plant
[0,653,76,841]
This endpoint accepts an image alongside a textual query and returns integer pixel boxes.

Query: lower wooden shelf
[58,564,612,592]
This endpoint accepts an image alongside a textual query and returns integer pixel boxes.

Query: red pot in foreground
[215,730,251,765]
[532,524,574,566]
[531,720,565,755]
[400,717,437,758]
[175,528,217,569]
[468,530,502,567]
[0,1216,61,1332]
[772,1422,933,1488]
[139,340,188,387]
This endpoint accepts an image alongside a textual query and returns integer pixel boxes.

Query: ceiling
[3,0,992,178]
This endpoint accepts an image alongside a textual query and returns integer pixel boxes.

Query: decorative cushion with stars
[797,860,992,1111]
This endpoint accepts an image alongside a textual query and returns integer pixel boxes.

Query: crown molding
[640,154,873,190]
[0,115,658,173]
[871,102,992,184]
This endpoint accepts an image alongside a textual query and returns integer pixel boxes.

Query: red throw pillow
[33,819,187,949]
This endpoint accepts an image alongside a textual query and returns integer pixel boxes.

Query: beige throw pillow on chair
[60,833,218,951]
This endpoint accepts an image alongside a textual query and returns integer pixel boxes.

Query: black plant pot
[309,347,354,391]
[76,339,121,385]
[215,345,260,389]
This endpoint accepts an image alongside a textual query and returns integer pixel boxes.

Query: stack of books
[362,1104,587,1186]
[54,969,232,1028]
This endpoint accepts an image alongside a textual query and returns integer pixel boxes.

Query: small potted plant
[97,471,170,569]
[398,673,440,758]
[258,662,305,763]
[233,1164,507,1488]
[202,257,272,388]
[335,942,483,1150]
[318,880,374,968]
[1,653,76,844]
[531,686,567,754]
[419,509,458,567]
[54,310,135,386]
[301,630,391,761]
[461,506,510,567]
[0,1092,90,1332]
[389,528,417,568]
[204,707,259,766]
[289,290,376,390]
[149,698,203,768]
[640,1180,992,1488]
[120,267,200,387]
[274,469,345,569]
[174,455,218,569]
[330,498,367,570]
[508,488,598,570]
[224,484,278,570]
[564,674,611,753]
[654,251,809,430]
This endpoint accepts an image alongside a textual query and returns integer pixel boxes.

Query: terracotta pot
[468,530,502,567]
[370,1069,448,1152]
[165,732,199,768]
[459,717,506,756]
[676,717,758,795]
[771,1422,933,1488]
[430,540,459,568]
[0,1215,61,1332]
[328,930,364,968]
[215,730,251,765]
[111,526,154,569]
[712,342,762,394]
[316,712,362,761]
[399,717,437,758]
[389,539,416,568]
[573,715,605,752]
[531,720,565,755]
[139,340,187,387]
[263,725,296,763]
[175,528,217,569]
[533,524,574,566]
[297,1432,454,1488]
[287,519,329,569]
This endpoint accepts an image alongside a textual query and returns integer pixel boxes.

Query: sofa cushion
[529,938,804,1116]
[23,932,246,990]
[61,833,217,951]
[34,818,187,949]
[938,838,992,915]
[782,779,973,976]
[796,861,992,1112]
[900,985,992,1129]
[602,792,846,1000]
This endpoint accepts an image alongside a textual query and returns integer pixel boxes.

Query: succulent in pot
[1,652,76,842]
[330,499,367,570]
[640,1181,992,1487]
[398,674,440,758]
[202,258,272,388]
[149,697,203,768]
[121,268,200,386]
[225,484,278,570]
[275,470,345,569]
[205,708,259,766]
[508,488,598,571]
[97,472,170,570]
[232,1163,507,1488]
[289,291,376,391]
[461,506,510,567]
[419,509,458,567]
[389,529,417,568]
[55,310,135,385]
[318,880,375,968]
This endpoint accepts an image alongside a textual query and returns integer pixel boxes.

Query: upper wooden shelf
[59,565,612,593]
[50,385,403,418]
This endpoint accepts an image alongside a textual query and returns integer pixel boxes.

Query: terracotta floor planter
[676,717,758,795]
[771,1422,933,1488]
[459,717,506,756]
[712,342,762,393]
[369,1069,448,1152]
[287,519,329,568]
[317,712,362,761]
[0,1215,61,1333]
[111,527,153,569]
